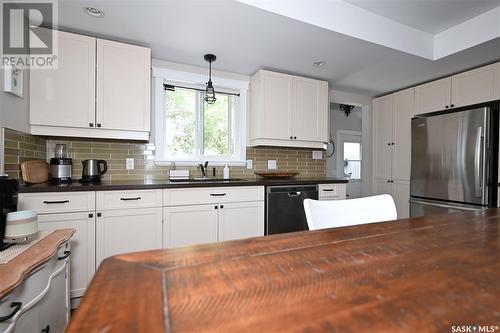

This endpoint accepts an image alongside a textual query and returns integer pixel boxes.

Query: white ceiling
[55,0,500,97]
[346,0,500,34]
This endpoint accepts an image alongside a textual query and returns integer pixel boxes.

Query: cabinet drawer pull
[210,193,226,196]
[322,189,334,192]
[0,302,22,322]
[43,200,69,204]
[58,250,71,260]
[120,197,142,201]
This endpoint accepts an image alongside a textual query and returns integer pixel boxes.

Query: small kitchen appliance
[81,159,108,183]
[49,144,72,182]
[4,210,38,244]
[0,175,19,251]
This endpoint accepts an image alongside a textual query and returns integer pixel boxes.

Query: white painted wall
[0,68,30,173]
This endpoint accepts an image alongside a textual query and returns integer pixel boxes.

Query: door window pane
[344,142,361,179]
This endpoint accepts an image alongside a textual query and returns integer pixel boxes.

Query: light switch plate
[312,151,323,160]
[246,159,253,169]
[268,160,277,170]
[126,158,134,170]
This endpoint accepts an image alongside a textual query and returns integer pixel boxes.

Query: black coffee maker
[0,175,19,251]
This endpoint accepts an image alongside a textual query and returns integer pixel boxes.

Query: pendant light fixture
[204,54,217,104]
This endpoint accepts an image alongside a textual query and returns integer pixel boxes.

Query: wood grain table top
[68,210,500,333]
[0,228,75,299]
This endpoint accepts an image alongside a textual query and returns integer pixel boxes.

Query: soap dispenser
[223,164,230,179]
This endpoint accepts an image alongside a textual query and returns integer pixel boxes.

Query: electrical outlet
[246,159,253,169]
[126,158,134,170]
[312,151,323,160]
[267,160,277,170]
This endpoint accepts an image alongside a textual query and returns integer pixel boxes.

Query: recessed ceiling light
[84,6,104,18]
[312,61,325,68]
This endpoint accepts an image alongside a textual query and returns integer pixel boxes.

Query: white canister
[4,210,38,243]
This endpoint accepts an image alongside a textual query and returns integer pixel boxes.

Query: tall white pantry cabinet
[372,88,414,218]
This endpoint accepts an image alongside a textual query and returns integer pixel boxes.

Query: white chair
[303,194,398,230]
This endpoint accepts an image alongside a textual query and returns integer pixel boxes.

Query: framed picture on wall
[4,65,23,98]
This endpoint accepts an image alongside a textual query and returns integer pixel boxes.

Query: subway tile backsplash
[2,128,47,180]
[2,127,326,181]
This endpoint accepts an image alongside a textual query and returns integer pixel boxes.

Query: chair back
[303,194,397,230]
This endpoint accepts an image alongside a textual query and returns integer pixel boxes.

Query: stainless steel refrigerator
[410,102,499,217]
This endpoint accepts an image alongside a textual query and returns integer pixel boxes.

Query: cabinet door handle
[97,213,102,217]
[210,193,226,196]
[214,205,218,210]
[445,105,449,109]
[290,136,293,139]
[0,302,22,322]
[89,123,94,127]
[58,251,71,260]
[88,213,94,218]
[41,324,50,333]
[120,197,142,201]
[96,123,102,128]
[43,200,69,204]
[220,205,224,209]
[294,136,297,140]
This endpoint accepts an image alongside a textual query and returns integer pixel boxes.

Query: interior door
[337,132,362,198]
[411,108,487,205]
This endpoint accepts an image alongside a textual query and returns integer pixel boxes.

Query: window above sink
[152,66,249,166]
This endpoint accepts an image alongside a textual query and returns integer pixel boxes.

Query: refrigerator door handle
[474,126,483,198]
[409,198,482,211]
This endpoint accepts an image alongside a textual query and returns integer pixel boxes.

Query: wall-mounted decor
[4,65,23,98]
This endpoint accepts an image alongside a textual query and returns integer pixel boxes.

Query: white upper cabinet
[372,94,393,181]
[97,39,151,132]
[415,62,500,115]
[414,77,451,114]
[293,76,329,142]
[30,30,96,129]
[254,71,293,140]
[392,88,414,181]
[30,30,151,140]
[451,63,500,108]
[249,70,328,149]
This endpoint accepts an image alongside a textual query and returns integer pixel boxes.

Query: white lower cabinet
[96,207,162,266]
[373,179,409,219]
[219,202,264,242]
[0,243,70,333]
[163,205,219,248]
[37,212,95,299]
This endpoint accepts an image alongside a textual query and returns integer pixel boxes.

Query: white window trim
[152,66,248,166]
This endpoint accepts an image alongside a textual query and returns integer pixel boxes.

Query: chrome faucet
[198,161,209,178]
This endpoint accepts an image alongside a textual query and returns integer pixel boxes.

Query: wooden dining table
[67,209,500,333]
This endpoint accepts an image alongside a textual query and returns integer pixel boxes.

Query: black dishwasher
[266,185,318,235]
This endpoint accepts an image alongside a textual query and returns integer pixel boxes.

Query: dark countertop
[67,209,500,332]
[19,177,348,193]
